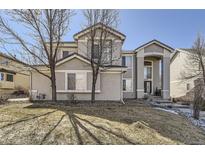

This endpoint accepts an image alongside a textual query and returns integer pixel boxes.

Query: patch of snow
[151,101,205,131]
[154,107,178,115]
[7,98,29,102]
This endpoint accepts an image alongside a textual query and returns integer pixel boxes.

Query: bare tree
[82,9,119,103]
[0,9,73,101]
[181,34,205,119]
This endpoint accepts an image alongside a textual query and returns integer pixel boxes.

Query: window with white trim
[93,44,99,59]
[144,61,152,80]
[102,40,112,64]
[62,51,70,58]
[6,74,13,82]
[144,67,152,80]
[76,72,87,90]
[123,79,132,92]
[67,72,87,91]
[122,56,132,68]
[67,73,75,90]
[88,40,112,64]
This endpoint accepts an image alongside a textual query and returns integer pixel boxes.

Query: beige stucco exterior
[30,23,173,101]
[170,49,196,98]
[31,57,123,101]
[0,53,30,95]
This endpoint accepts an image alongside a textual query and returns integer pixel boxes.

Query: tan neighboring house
[30,23,173,101]
[0,52,30,96]
[170,48,197,98]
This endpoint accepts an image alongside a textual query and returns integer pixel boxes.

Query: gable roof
[0,52,24,65]
[73,22,126,41]
[56,53,126,70]
[179,48,193,52]
[0,52,15,62]
[56,53,96,66]
[170,48,194,63]
[0,68,16,74]
[134,39,174,53]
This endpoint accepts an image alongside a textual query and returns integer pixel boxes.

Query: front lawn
[0,100,205,144]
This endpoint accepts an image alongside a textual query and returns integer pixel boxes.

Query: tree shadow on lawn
[0,109,60,144]
[24,103,140,144]
[23,102,205,144]
[0,110,57,130]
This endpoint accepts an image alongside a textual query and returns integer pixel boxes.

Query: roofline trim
[134,40,174,53]
[73,23,126,41]
[56,53,94,67]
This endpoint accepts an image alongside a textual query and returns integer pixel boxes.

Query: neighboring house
[30,23,173,101]
[0,52,30,96]
[170,48,197,99]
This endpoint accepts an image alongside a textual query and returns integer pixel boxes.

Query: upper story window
[103,41,112,64]
[6,74,13,82]
[88,40,112,64]
[62,51,70,58]
[122,56,132,68]
[93,44,100,59]
[0,72,4,81]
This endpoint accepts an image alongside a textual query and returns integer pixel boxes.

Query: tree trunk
[193,79,203,119]
[193,102,200,119]
[50,66,57,102]
[91,71,97,104]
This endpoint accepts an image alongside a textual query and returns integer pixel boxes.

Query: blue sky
[1,9,205,52]
[65,9,205,50]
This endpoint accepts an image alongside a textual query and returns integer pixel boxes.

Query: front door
[144,81,152,94]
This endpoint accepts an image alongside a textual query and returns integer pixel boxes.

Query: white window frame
[122,55,134,92]
[56,70,101,93]
[122,78,132,92]
[144,60,153,94]
[6,73,14,82]
[62,51,70,58]
[122,56,132,69]
[65,71,87,92]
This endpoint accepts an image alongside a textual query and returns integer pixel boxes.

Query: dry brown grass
[0,100,205,144]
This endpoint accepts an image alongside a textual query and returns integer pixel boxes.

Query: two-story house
[30,23,173,101]
[30,23,127,101]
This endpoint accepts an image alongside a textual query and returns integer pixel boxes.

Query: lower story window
[6,74,13,82]
[123,79,132,92]
[67,73,76,90]
[67,72,87,91]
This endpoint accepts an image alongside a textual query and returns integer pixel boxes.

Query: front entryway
[144,60,153,94]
